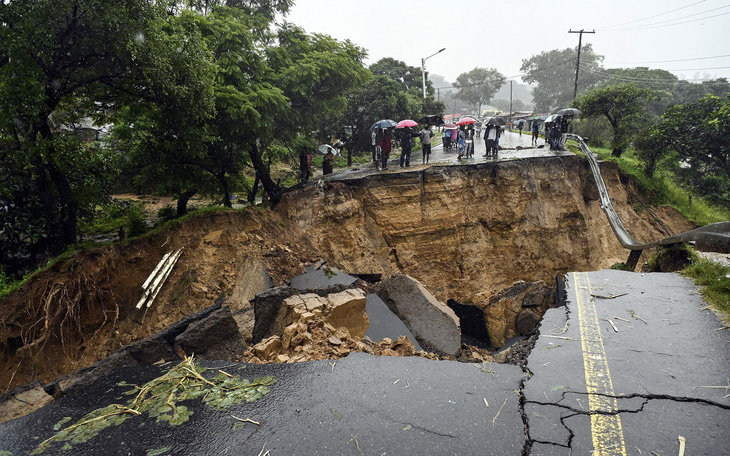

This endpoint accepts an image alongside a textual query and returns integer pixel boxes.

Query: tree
[576,83,661,157]
[453,68,505,115]
[370,58,434,97]
[638,94,730,207]
[267,23,370,145]
[0,0,166,264]
[521,45,604,112]
[341,75,417,151]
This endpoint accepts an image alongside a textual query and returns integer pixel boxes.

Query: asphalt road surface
[1,271,727,455]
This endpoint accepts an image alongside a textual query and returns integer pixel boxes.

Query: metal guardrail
[567,134,730,268]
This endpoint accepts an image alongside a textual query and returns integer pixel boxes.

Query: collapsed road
[1,131,728,454]
[0,269,727,455]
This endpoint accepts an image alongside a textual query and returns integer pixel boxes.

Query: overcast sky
[285,0,730,86]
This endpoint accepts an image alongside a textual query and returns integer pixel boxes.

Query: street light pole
[421,48,445,99]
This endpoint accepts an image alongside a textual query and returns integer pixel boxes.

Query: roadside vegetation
[683,259,730,323]
[1,0,728,299]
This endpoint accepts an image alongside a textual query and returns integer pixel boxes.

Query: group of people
[372,125,435,170]
[299,145,336,182]
[545,115,571,151]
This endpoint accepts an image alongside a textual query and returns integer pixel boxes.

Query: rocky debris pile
[243,287,441,364]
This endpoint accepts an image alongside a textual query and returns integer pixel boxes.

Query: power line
[578,64,730,84]
[604,10,730,31]
[615,5,730,30]
[605,54,730,64]
[604,3,730,30]
[599,0,707,29]
[665,66,730,71]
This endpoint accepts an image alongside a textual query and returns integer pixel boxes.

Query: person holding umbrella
[398,127,419,167]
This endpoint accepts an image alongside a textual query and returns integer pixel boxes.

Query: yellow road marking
[574,272,627,456]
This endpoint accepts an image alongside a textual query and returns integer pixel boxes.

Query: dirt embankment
[0,155,693,391]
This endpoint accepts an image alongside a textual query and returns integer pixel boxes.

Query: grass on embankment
[574,143,730,226]
[574,142,729,322]
[683,259,730,324]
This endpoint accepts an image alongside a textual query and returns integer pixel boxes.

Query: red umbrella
[456,116,477,126]
[444,123,457,128]
[396,119,418,128]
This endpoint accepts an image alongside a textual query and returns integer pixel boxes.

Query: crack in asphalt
[528,388,730,413]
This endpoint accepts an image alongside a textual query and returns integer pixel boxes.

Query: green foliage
[683,258,730,322]
[610,262,632,271]
[646,244,697,273]
[80,201,146,236]
[156,206,178,226]
[32,357,275,455]
[520,45,604,112]
[453,67,506,114]
[342,75,416,151]
[637,94,730,208]
[587,145,730,225]
[576,83,661,157]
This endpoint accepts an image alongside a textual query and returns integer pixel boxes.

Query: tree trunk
[217,172,232,208]
[249,143,282,205]
[248,172,260,204]
[176,189,197,217]
[28,151,63,254]
[45,161,78,247]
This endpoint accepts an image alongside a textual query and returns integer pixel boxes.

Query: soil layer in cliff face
[0,156,695,391]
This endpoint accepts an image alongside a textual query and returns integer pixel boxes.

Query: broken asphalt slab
[0,353,525,456]
[523,270,730,455]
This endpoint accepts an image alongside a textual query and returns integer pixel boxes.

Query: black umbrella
[484,116,506,126]
[370,119,397,131]
[557,108,581,117]
[418,114,444,125]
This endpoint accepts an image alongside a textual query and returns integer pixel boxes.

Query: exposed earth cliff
[0,155,694,391]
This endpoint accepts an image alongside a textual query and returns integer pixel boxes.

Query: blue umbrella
[370,119,397,131]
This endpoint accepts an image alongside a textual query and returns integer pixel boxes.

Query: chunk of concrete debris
[254,336,281,361]
[325,289,368,339]
[0,382,54,425]
[255,288,369,343]
[252,284,356,343]
[375,275,461,356]
[174,307,240,356]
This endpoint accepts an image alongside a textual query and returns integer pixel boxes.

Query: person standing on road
[380,128,392,170]
[457,127,466,160]
[518,120,523,136]
[559,115,570,150]
[323,149,335,175]
[372,128,379,163]
[531,121,539,146]
[419,126,434,164]
[465,125,475,158]
[484,124,498,157]
[398,127,419,167]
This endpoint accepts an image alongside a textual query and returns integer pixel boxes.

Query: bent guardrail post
[566,134,730,270]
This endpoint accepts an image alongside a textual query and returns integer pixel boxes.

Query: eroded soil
[0,156,694,392]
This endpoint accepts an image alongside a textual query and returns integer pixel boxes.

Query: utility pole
[421,48,446,100]
[569,29,595,100]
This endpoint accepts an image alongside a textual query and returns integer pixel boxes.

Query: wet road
[524,270,730,455]
[332,130,572,181]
